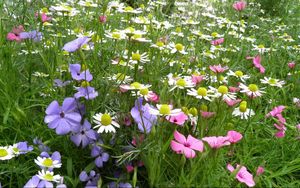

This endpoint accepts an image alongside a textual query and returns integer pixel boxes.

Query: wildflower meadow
[1,0,300,187]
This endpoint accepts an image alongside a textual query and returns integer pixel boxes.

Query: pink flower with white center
[226,130,243,144]
[232,1,247,11]
[211,38,224,46]
[167,112,188,126]
[202,136,230,149]
[170,131,204,158]
[209,64,228,73]
[227,164,255,187]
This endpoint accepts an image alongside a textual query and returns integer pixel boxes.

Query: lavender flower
[108,182,132,188]
[62,37,91,52]
[24,175,53,188]
[54,79,71,88]
[19,30,42,42]
[33,138,50,152]
[131,98,157,133]
[70,119,98,148]
[44,97,81,135]
[91,144,109,168]
[79,170,100,187]
[12,141,33,155]
[74,85,98,100]
[69,64,93,81]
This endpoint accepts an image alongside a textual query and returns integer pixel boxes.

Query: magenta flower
[191,74,204,85]
[266,105,285,117]
[256,166,265,176]
[251,55,265,74]
[232,1,247,11]
[209,64,228,73]
[170,131,204,158]
[6,25,24,42]
[225,99,241,107]
[202,136,230,149]
[211,38,224,46]
[226,130,243,144]
[227,164,255,187]
[288,62,296,69]
[167,112,188,126]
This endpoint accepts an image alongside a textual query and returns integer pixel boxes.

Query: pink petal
[173,130,186,144]
[227,130,243,144]
[187,135,204,152]
[170,140,184,153]
[183,147,196,158]
[227,163,235,172]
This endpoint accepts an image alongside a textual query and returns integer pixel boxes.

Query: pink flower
[126,165,134,173]
[209,64,228,73]
[256,166,265,176]
[288,62,296,69]
[226,130,243,144]
[202,136,230,149]
[147,92,159,103]
[99,15,107,23]
[170,131,204,158]
[227,164,255,187]
[252,55,265,74]
[200,111,215,119]
[232,1,247,11]
[41,13,52,23]
[296,124,300,131]
[167,112,188,126]
[275,130,285,138]
[7,25,24,42]
[191,74,204,85]
[229,86,240,93]
[266,105,285,117]
[225,99,241,107]
[211,38,224,46]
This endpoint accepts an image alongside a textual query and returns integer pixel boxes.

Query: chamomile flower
[210,85,236,101]
[131,88,157,101]
[105,30,126,40]
[120,82,151,91]
[107,73,132,84]
[169,76,195,91]
[232,101,255,119]
[0,146,14,160]
[239,83,265,98]
[260,77,285,88]
[168,42,188,54]
[252,44,271,54]
[78,0,97,8]
[128,51,150,64]
[37,170,62,183]
[131,34,151,43]
[34,156,62,169]
[227,70,250,82]
[93,113,120,133]
[187,87,215,101]
[149,104,181,117]
[118,6,143,14]
[150,41,167,50]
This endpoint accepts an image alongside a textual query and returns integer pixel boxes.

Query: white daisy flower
[37,170,62,183]
[169,76,195,91]
[107,73,132,84]
[209,85,236,101]
[128,51,150,64]
[93,113,120,133]
[118,6,143,14]
[260,77,285,88]
[232,101,255,119]
[105,30,126,40]
[168,42,188,54]
[0,146,14,160]
[252,44,271,54]
[150,41,167,50]
[227,70,250,82]
[187,87,215,101]
[239,83,265,98]
[149,104,181,117]
[120,82,151,91]
[34,156,62,169]
[78,0,97,7]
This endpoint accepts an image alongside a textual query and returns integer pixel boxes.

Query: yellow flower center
[200,104,208,111]
[131,53,141,61]
[42,158,53,167]
[81,81,90,87]
[176,79,186,87]
[139,88,149,95]
[175,43,184,51]
[156,41,164,47]
[211,32,218,37]
[101,114,112,126]
[268,78,277,84]
[44,173,54,181]
[42,8,49,13]
[239,101,247,112]
[124,6,134,11]
[116,73,126,81]
[248,84,258,92]
[112,33,121,39]
[175,27,182,33]
[197,87,207,96]
[159,105,171,115]
[218,85,228,94]
[13,147,19,153]
[132,34,142,39]
[0,149,8,157]
[218,75,225,81]
[235,70,243,77]
[130,82,141,89]
[258,44,265,49]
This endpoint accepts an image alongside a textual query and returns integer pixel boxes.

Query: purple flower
[79,170,100,187]
[24,175,53,188]
[62,37,91,52]
[74,86,98,100]
[44,97,81,135]
[91,144,109,168]
[33,138,50,152]
[70,119,98,148]
[19,30,42,42]
[54,79,71,87]
[15,141,33,154]
[69,64,93,81]
[108,182,132,188]
[131,98,157,133]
